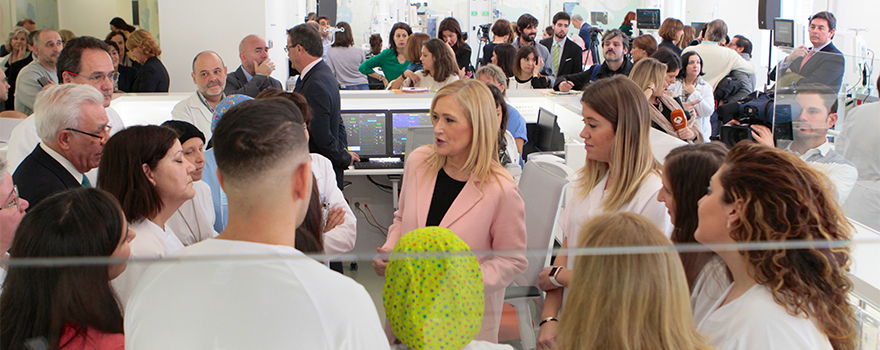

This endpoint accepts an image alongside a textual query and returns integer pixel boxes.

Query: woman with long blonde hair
[373,80,527,343]
[629,57,702,142]
[557,212,711,350]
[695,142,857,350]
[536,75,670,349]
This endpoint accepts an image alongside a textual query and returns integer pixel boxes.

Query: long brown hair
[404,33,430,63]
[721,142,857,350]
[663,142,728,288]
[557,212,711,350]
[422,38,457,82]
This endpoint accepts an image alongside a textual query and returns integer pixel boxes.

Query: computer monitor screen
[391,110,432,155]
[691,22,707,36]
[343,111,388,157]
[537,108,564,152]
[774,19,795,47]
[636,9,661,30]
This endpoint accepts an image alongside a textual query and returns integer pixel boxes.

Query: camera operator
[750,84,857,202]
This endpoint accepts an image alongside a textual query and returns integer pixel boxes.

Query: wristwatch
[549,266,565,288]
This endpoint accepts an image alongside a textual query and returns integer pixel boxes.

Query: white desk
[344,167,404,210]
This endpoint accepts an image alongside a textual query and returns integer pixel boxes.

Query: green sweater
[358,48,410,81]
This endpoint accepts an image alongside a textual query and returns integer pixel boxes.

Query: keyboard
[353,161,404,169]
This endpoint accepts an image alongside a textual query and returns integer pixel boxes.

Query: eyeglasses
[283,45,296,53]
[64,70,116,83]
[64,125,113,143]
[1,185,19,212]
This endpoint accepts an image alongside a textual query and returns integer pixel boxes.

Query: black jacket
[768,42,844,91]
[294,60,351,189]
[554,59,634,91]
[116,64,138,92]
[540,37,584,77]
[131,56,170,92]
[224,65,282,97]
[4,54,33,110]
[658,39,683,56]
[13,144,82,210]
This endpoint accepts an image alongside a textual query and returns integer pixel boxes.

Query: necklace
[176,200,202,244]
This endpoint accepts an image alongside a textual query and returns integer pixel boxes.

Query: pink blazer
[383,146,528,343]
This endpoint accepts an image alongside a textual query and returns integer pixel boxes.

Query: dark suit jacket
[131,56,170,92]
[658,40,683,55]
[4,54,33,110]
[294,60,351,189]
[554,59,633,91]
[540,37,583,78]
[770,42,844,91]
[224,66,282,97]
[116,64,139,92]
[12,144,82,209]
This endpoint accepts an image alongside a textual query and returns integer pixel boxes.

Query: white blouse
[697,283,833,350]
[402,70,459,91]
[167,181,217,246]
[558,172,671,267]
[111,219,185,309]
[503,131,522,184]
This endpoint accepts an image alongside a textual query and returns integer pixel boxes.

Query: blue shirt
[202,149,228,233]
[506,104,528,165]
[578,24,593,51]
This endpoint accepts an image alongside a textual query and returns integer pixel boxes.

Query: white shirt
[784,140,858,203]
[697,283,832,350]
[668,77,715,142]
[310,154,356,256]
[111,219,184,309]
[167,181,217,246]
[558,172,671,265]
[171,91,215,140]
[502,131,522,184]
[402,70,459,91]
[124,239,389,350]
[690,257,731,326]
[7,107,125,173]
[300,58,323,80]
[39,142,86,184]
[837,102,880,231]
[682,42,755,90]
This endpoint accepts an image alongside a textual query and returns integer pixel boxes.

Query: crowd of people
[0,9,870,350]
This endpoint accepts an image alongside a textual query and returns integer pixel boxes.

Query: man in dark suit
[225,35,282,97]
[287,24,355,190]
[540,12,583,79]
[12,84,109,209]
[769,11,844,92]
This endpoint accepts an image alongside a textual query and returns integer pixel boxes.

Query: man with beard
[173,51,227,140]
[750,83,857,202]
[512,14,551,76]
[15,29,63,115]
[555,29,633,92]
[6,36,125,173]
[540,12,583,78]
[225,35,282,97]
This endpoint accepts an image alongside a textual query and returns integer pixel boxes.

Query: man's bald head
[192,51,225,72]
[238,35,269,76]
[191,51,227,98]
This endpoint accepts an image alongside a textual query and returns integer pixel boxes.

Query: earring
[726,221,731,228]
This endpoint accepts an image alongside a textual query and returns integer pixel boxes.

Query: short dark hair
[516,14,539,36]
[677,51,705,79]
[255,88,312,125]
[632,34,658,56]
[513,44,539,77]
[491,19,512,38]
[104,39,119,53]
[16,18,34,27]
[287,23,324,57]
[56,36,112,82]
[105,30,128,53]
[213,98,309,186]
[602,29,630,50]
[0,188,125,350]
[97,125,178,223]
[316,15,330,23]
[705,19,727,42]
[810,11,836,32]
[331,22,354,48]
[493,44,517,77]
[438,17,466,52]
[651,47,681,73]
[795,83,838,114]
[388,22,413,56]
[658,18,684,42]
[544,26,554,37]
[552,12,571,25]
[732,35,752,56]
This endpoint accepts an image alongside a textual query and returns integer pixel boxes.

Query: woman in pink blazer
[373,80,528,343]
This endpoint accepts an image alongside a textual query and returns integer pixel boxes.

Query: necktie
[81,176,91,188]
[551,42,561,76]
[799,49,815,70]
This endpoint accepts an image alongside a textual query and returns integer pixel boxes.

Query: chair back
[405,125,434,160]
[514,159,573,287]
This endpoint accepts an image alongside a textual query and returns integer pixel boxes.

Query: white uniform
[111,219,184,309]
[697,283,832,350]
[502,131,522,184]
[167,181,217,246]
[124,239,390,350]
[690,256,731,325]
[310,154,357,256]
[836,102,880,231]
[668,77,715,142]
[171,91,215,141]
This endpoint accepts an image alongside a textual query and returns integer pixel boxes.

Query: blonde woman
[126,29,169,92]
[1,27,30,70]
[557,212,711,350]
[536,75,671,350]
[629,58,702,142]
[373,80,527,343]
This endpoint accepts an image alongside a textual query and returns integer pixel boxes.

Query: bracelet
[645,86,656,93]
[549,266,565,288]
[539,317,558,327]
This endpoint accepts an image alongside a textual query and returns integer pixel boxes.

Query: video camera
[719,89,797,147]
[478,23,491,42]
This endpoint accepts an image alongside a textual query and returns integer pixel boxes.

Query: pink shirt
[59,325,124,350]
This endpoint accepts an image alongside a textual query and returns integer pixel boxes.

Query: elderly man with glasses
[1,159,30,285]
[6,36,125,174]
[12,84,108,209]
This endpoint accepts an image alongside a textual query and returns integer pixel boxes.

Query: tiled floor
[344,261,529,350]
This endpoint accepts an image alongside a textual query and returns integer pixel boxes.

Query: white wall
[57,0,129,38]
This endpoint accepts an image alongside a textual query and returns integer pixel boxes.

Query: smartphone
[38,76,50,87]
